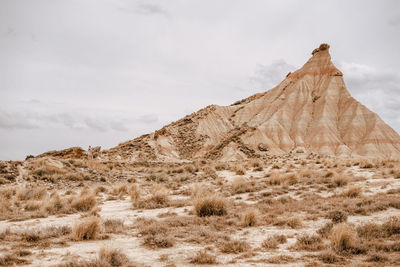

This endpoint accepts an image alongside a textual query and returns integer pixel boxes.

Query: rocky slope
[105,44,400,161]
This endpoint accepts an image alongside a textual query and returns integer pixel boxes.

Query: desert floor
[1,154,400,266]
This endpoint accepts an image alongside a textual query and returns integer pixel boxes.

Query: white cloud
[338,61,400,132]
[249,60,296,91]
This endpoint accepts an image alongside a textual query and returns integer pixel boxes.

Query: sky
[1,0,400,160]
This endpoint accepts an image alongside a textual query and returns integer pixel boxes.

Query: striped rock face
[106,44,400,161]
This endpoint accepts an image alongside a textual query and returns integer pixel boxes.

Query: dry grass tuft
[293,234,325,251]
[234,166,246,175]
[286,217,302,229]
[71,191,97,212]
[16,186,47,201]
[0,253,28,266]
[143,234,174,249]
[98,246,130,266]
[329,223,364,254]
[111,184,127,197]
[262,235,287,250]
[189,250,217,265]
[128,184,140,204]
[136,218,174,249]
[193,194,227,217]
[232,177,251,194]
[318,250,344,264]
[103,219,124,234]
[72,216,101,240]
[242,209,258,227]
[134,186,169,209]
[342,186,362,198]
[220,240,250,254]
[329,210,348,224]
[332,175,348,187]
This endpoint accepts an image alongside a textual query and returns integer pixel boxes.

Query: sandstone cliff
[106,44,400,161]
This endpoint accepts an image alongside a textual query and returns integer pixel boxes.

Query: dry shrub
[269,172,283,185]
[293,234,325,251]
[24,200,42,211]
[329,210,348,224]
[265,255,295,264]
[357,217,400,239]
[137,218,167,236]
[190,183,210,198]
[134,186,169,209]
[189,250,217,264]
[72,216,101,240]
[330,223,360,253]
[184,164,197,173]
[149,186,169,205]
[41,225,71,238]
[143,234,174,248]
[220,240,250,254]
[111,184,127,197]
[0,253,27,266]
[318,250,344,264]
[342,186,362,198]
[136,218,174,249]
[242,209,258,227]
[232,177,251,194]
[285,173,298,185]
[366,254,388,263]
[193,194,227,217]
[128,184,140,204]
[332,175,348,187]
[262,235,286,250]
[359,160,374,169]
[98,246,129,266]
[56,259,109,267]
[32,163,66,178]
[22,230,41,242]
[43,193,73,215]
[382,216,400,236]
[234,166,246,175]
[262,237,279,249]
[71,191,97,212]
[286,217,302,229]
[16,186,47,201]
[103,219,124,233]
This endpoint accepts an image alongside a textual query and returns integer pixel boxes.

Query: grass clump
[232,177,251,194]
[220,240,250,254]
[189,250,217,265]
[242,209,258,227]
[134,186,169,209]
[72,216,101,241]
[98,246,130,266]
[330,223,365,254]
[194,194,227,217]
[342,186,362,198]
[293,234,325,251]
[71,191,97,212]
[329,210,348,224]
[262,235,287,250]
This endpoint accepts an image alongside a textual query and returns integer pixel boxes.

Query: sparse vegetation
[242,209,257,227]
[72,216,101,241]
[2,153,400,266]
[220,240,250,254]
[189,250,217,264]
[194,194,227,217]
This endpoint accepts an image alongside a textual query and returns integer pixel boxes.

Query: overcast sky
[1,0,400,160]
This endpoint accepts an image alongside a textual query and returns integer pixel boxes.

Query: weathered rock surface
[106,44,400,161]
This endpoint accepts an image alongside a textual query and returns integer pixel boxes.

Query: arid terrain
[1,154,400,266]
[1,44,400,266]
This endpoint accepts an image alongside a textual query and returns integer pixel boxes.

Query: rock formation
[106,44,400,161]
